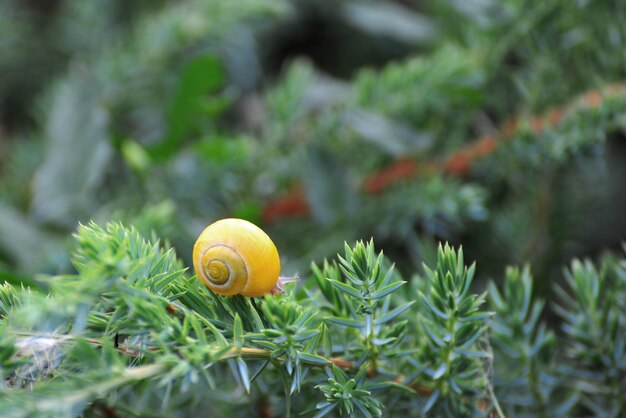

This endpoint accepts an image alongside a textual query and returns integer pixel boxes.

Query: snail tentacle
[271,274,300,295]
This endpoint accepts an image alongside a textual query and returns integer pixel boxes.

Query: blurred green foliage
[0,1,626,414]
[1,0,625,279]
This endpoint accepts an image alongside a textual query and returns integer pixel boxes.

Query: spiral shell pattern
[196,244,247,295]
[193,218,281,297]
[205,259,230,285]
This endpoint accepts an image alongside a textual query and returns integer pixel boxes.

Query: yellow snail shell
[193,218,281,297]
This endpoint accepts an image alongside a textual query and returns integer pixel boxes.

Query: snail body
[193,218,281,297]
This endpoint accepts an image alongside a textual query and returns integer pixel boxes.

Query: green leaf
[236,358,250,394]
[194,136,251,164]
[249,360,270,383]
[370,281,405,300]
[292,330,320,343]
[327,317,364,328]
[371,337,396,346]
[453,348,491,358]
[151,53,226,159]
[373,301,413,325]
[458,311,494,322]
[327,279,362,299]
[297,352,330,365]
[422,322,445,347]
[121,139,151,173]
[312,402,339,418]
[419,292,450,320]
[423,389,440,412]
[233,314,243,349]
[379,263,396,289]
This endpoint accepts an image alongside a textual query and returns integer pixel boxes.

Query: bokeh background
[1,0,626,296]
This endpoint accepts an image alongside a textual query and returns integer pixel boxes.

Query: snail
[193,218,296,297]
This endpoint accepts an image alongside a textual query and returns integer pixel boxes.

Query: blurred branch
[262,83,626,223]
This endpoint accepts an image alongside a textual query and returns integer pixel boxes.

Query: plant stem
[527,354,548,418]
[437,313,458,396]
